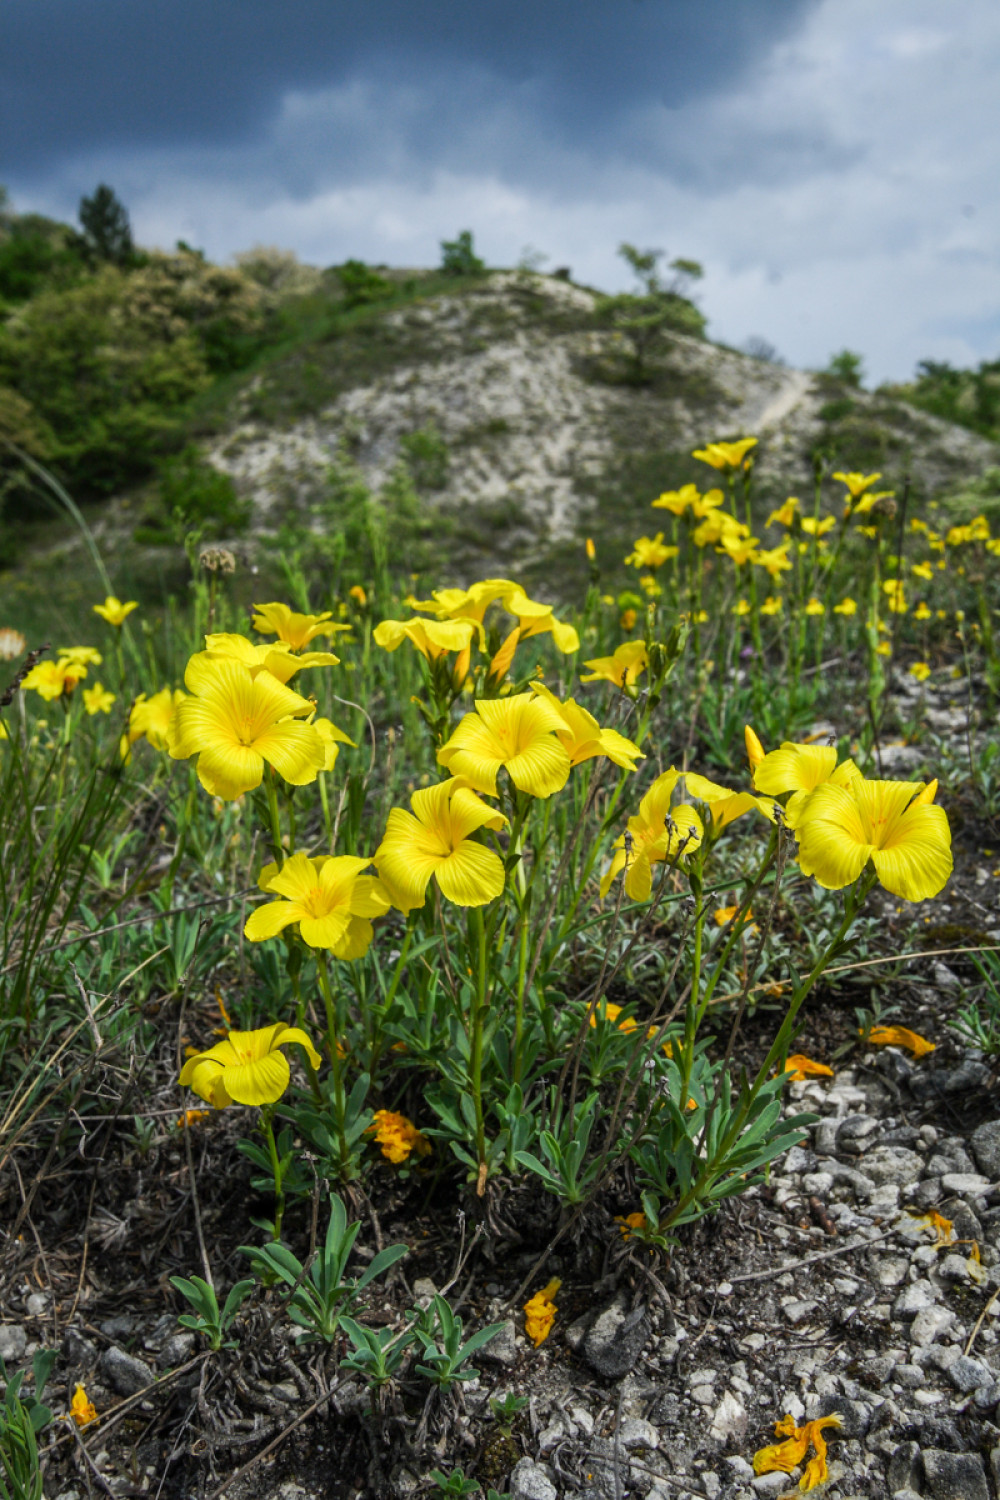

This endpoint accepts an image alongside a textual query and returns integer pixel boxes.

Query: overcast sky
[3,0,998,384]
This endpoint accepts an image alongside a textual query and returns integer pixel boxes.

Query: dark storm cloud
[2,0,818,180]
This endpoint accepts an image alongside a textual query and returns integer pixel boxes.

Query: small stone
[947,1355,990,1393]
[887,1440,923,1494]
[158,1333,195,1366]
[62,1329,97,1368]
[815,1118,840,1156]
[725,1457,754,1480]
[25,1294,48,1318]
[98,1314,132,1339]
[941,1173,991,1197]
[583,1298,651,1380]
[876,1255,911,1287]
[99,1346,154,1397]
[619,1418,659,1451]
[0,1326,27,1363]
[910,1307,956,1347]
[894,1281,934,1318]
[699,1474,721,1500]
[411,1278,437,1308]
[894,1364,925,1388]
[973,1381,1000,1410]
[480,1320,517,1366]
[971,1121,1000,1179]
[938,1253,976,1282]
[932,962,961,990]
[861,1146,926,1186]
[564,1313,593,1352]
[508,1458,557,1500]
[784,1146,816,1174]
[815,1394,871,1438]
[801,1171,835,1195]
[782,1299,818,1325]
[710,1391,747,1444]
[753,1473,796,1495]
[922,1449,989,1500]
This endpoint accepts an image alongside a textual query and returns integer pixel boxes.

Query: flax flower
[437,692,571,798]
[501,584,580,653]
[834,598,857,616]
[784,1055,834,1082]
[530,683,643,772]
[692,437,757,470]
[83,683,115,715]
[245,852,390,957]
[600,769,703,901]
[373,616,480,659]
[804,597,825,616]
[767,497,799,528]
[752,741,861,828]
[374,778,508,911]
[251,602,348,650]
[167,658,325,799]
[93,596,138,626]
[201,632,339,682]
[909,662,931,683]
[625,533,678,570]
[652,483,702,515]
[524,1278,561,1347]
[693,510,744,548]
[180,1022,322,1108]
[21,658,85,700]
[883,579,907,614]
[744,725,765,769]
[800,515,836,538]
[682,771,771,830]
[761,595,783,615]
[867,1024,935,1057]
[406,578,513,624]
[123,687,185,755]
[795,777,952,902]
[913,603,932,621]
[753,543,793,579]
[718,532,759,566]
[833,470,881,500]
[580,640,648,688]
[367,1110,432,1163]
[753,1414,842,1491]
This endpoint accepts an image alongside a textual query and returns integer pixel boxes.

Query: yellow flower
[349,584,368,606]
[245,852,391,957]
[83,683,115,715]
[372,616,480,659]
[804,597,825,617]
[753,741,861,828]
[585,537,596,560]
[692,437,758,470]
[620,607,637,631]
[753,544,792,578]
[638,574,662,598]
[201,632,340,683]
[754,1414,842,1491]
[832,470,881,500]
[652,483,717,516]
[524,1278,561,1347]
[883,579,907,614]
[683,771,771,830]
[252,602,350,650]
[93,596,138,627]
[177,1109,211,1129]
[834,598,857,616]
[406,578,513,623]
[21,659,83,700]
[625,533,678,570]
[745,725,765,769]
[733,599,751,617]
[911,561,933,581]
[367,1109,432,1164]
[909,662,931,683]
[167,658,325,800]
[0,628,26,661]
[502,585,580,653]
[867,1024,935,1057]
[875,641,892,657]
[179,1023,322,1108]
[312,715,355,771]
[69,1384,99,1428]
[58,645,102,666]
[374,778,508,911]
[600,769,703,901]
[580,641,648,688]
[530,683,644,773]
[784,1055,834,1082]
[767,497,799,528]
[615,1211,648,1238]
[761,595,783,615]
[800,515,836,537]
[913,602,932,621]
[123,687,185,754]
[437,692,572,798]
[693,510,744,548]
[795,777,952,902]
[718,532,759,566]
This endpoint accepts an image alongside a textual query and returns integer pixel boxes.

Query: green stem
[468,905,489,1180]
[316,950,353,1179]
[265,769,284,867]
[260,1107,285,1241]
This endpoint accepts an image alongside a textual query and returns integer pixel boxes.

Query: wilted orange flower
[866,1025,935,1057]
[753,1414,842,1491]
[70,1384,99,1427]
[176,1109,212,1129]
[905,1210,954,1246]
[524,1278,561,1347]
[615,1212,648,1238]
[367,1110,431,1164]
[783,1055,834,1082]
